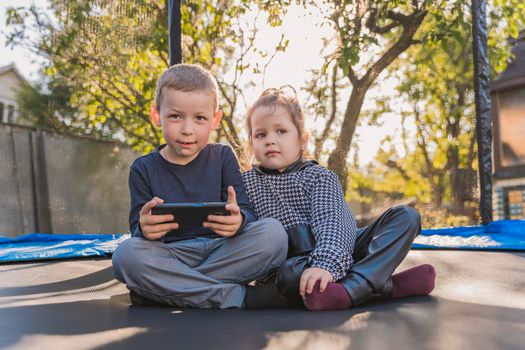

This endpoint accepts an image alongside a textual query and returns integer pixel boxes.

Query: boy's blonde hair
[243,86,308,169]
[155,63,219,112]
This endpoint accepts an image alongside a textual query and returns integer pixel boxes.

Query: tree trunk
[448,87,469,214]
[314,64,339,160]
[327,85,368,193]
[327,7,428,193]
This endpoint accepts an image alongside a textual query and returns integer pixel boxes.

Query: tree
[374,0,525,217]
[278,1,513,196]
[16,74,119,141]
[7,1,167,147]
[288,0,428,189]
[6,0,286,156]
[301,40,348,162]
[314,0,432,192]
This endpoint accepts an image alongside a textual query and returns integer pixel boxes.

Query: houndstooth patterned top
[242,162,357,281]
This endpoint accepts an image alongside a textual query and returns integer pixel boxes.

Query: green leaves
[371,0,524,217]
[7,0,291,157]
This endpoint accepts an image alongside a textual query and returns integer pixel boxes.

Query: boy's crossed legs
[112,218,287,309]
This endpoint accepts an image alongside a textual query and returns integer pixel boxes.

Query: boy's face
[151,89,222,165]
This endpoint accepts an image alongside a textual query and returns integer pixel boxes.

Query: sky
[0,0,48,81]
[0,1,405,166]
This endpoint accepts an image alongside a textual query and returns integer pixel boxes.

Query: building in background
[0,63,26,124]
[491,30,525,220]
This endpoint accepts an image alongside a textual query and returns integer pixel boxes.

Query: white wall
[0,70,23,123]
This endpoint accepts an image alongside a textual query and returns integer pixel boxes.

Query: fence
[0,124,138,237]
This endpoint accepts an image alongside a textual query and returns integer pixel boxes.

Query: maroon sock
[391,264,436,299]
[303,282,353,311]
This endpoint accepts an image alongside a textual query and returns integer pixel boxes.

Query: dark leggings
[277,205,421,307]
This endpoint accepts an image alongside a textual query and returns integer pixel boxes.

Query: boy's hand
[139,197,179,240]
[299,267,334,297]
[203,186,243,237]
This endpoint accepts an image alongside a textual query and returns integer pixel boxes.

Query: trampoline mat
[1,250,524,350]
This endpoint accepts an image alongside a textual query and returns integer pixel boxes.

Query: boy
[112,64,288,309]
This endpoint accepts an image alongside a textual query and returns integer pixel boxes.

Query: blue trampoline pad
[415,219,525,250]
[0,220,524,262]
[0,233,129,263]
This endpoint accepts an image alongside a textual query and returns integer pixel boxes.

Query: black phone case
[151,202,229,228]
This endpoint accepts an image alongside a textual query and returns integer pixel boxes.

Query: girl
[242,87,436,310]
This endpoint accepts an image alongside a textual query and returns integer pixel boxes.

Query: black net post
[472,0,493,224]
[168,0,182,66]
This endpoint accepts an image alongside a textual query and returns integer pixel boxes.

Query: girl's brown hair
[243,85,308,169]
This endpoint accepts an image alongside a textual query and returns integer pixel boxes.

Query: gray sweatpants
[112,218,287,309]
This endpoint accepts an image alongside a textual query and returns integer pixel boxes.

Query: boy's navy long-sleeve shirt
[129,143,257,243]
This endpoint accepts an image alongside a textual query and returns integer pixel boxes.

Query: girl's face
[250,105,305,172]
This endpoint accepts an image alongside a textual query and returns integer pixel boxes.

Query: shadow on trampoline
[0,267,115,297]
[1,250,525,349]
[0,296,524,350]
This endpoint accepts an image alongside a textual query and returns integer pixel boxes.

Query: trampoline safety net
[0,124,138,237]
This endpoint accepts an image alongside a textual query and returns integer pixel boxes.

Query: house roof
[0,62,28,84]
[491,30,525,92]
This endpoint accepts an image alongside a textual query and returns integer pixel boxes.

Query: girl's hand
[299,267,334,297]
[203,186,243,237]
[139,197,179,240]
